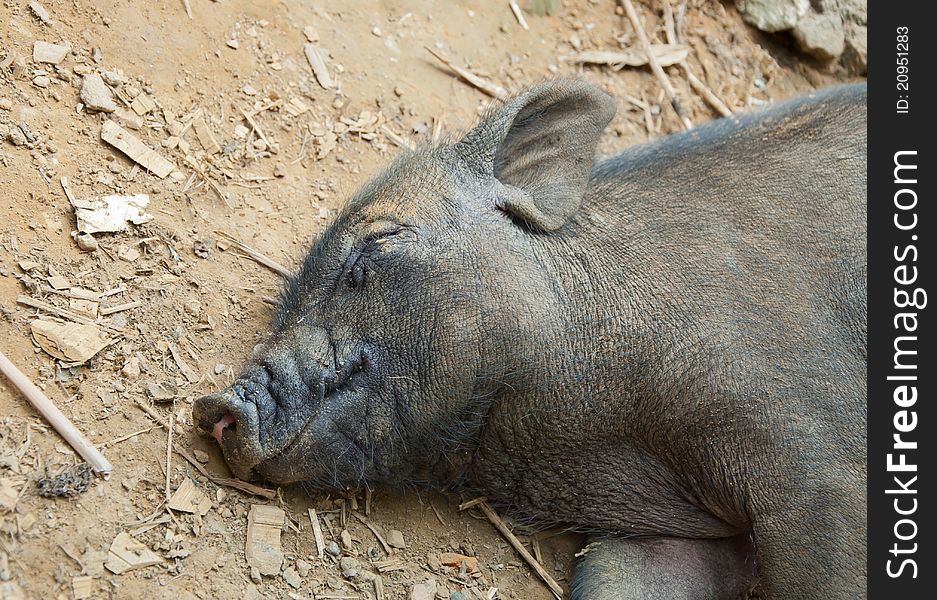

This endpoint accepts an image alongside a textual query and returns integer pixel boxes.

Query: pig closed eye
[344,226,408,289]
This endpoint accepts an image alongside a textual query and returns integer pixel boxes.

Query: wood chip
[168,342,199,383]
[246,504,285,576]
[100,120,175,179]
[32,41,68,64]
[0,478,22,511]
[104,532,164,574]
[192,117,220,154]
[304,43,333,89]
[30,319,110,363]
[130,93,157,116]
[28,1,52,25]
[71,576,93,600]
[565,44,689,69]
[167,478,211,515]
[308,508,326,559]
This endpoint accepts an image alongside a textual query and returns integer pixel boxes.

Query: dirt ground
[0,1,861,599]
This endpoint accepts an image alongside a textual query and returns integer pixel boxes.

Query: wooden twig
[683,65,733,117]
[239,106,278,154]
[457,496,487,511]
[474,501,564,599]
[509,1,530,30]
[100,300,143,316]
[380,125,415,150]
[660,1,732,117]
[17,295,124,333]
[181,0,192,19]
[619,0,692,130]
[98,425,160,448]
[309,508,326,559]
[424,46,509,101]
[215,231,291,278]
[352,512,392,555]
[0,350,113,476]
[165,404,174,501]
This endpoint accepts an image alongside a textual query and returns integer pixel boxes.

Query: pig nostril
[212,411,237,444]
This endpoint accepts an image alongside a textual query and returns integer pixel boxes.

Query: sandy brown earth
[0,1,860,599]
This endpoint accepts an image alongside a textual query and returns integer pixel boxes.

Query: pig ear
[455,79,616,231]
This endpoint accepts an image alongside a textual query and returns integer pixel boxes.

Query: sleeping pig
[194,79,866,599]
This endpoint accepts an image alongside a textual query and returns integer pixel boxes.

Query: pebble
[282,566,301,588]
[0,98,12,111]
[410,578,437,600]
[450,593,467,600]
[32,75,51,88]
[213,363,226,375]
[325,541,341,557]
[75,233,98,252]
[7,127,28,146]
[249,566,262,584]
[193,449,209,464]
[339,556,360,579]
[120,357,142,379]
[80,74,117,112]
[295,559,311,578]
[226,39,239,50]
[386,529,406,549]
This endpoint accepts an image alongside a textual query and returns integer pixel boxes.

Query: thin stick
[475,501,563,599]
[457,496,487,511]
[165,404,174,501]
[239,106,278,154]
[509,1,530,30]
[429,500,446,525]
[425,46,509,101]
[619,0,692,130]
[352,512,392,555]
[181,0,192,19]
[683,65,733,117]
[215,231,291,278]
[17,295,123,333]
[0,350,112,476]
[100,300,143,316]
[380,125,415,150]
[309,508,326,559]
[660,1,732,117]
[98,425,160,448]
[364,486,372,516]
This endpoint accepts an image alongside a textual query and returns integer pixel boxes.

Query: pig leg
[569,535,757,600]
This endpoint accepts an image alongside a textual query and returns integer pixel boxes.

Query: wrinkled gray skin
[194,80,867,599]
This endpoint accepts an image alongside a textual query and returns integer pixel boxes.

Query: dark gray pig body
[195,80,867,598]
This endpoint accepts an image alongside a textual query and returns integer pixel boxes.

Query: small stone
[339,557,360,579]
[213,363,226,375]
[184,298,202,317]
[7,127,28,147]
[242,84,257,96]
[32,41,69,64]
[282,566,301,588]
[386,530,406,549]
[792,12,845,61]
[325,541,341,557]
[193,239,211,259]
[249,566,262,584]
[252,138,267,152]
[0,98,12,111]
[450,593,467,600]
[735,0,809,32]
[410,578,437,600]
[75,233,98,252]
[120,357,141,379]
[295,559,311,577]
[340,529,353,550]
[273,163,287,178]
[371,26,383,37]
[193,450,209,464]
[33,75,51,88]
[80,74,117,113]
[114,107,144,130]
[11,55,28,79]
[100,70,126,86]
[29,1,52,25]
[226,39,239,50]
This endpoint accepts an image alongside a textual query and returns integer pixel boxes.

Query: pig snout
[193,326,372,483]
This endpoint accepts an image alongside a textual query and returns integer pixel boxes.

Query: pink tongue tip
[212,412,237,444]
